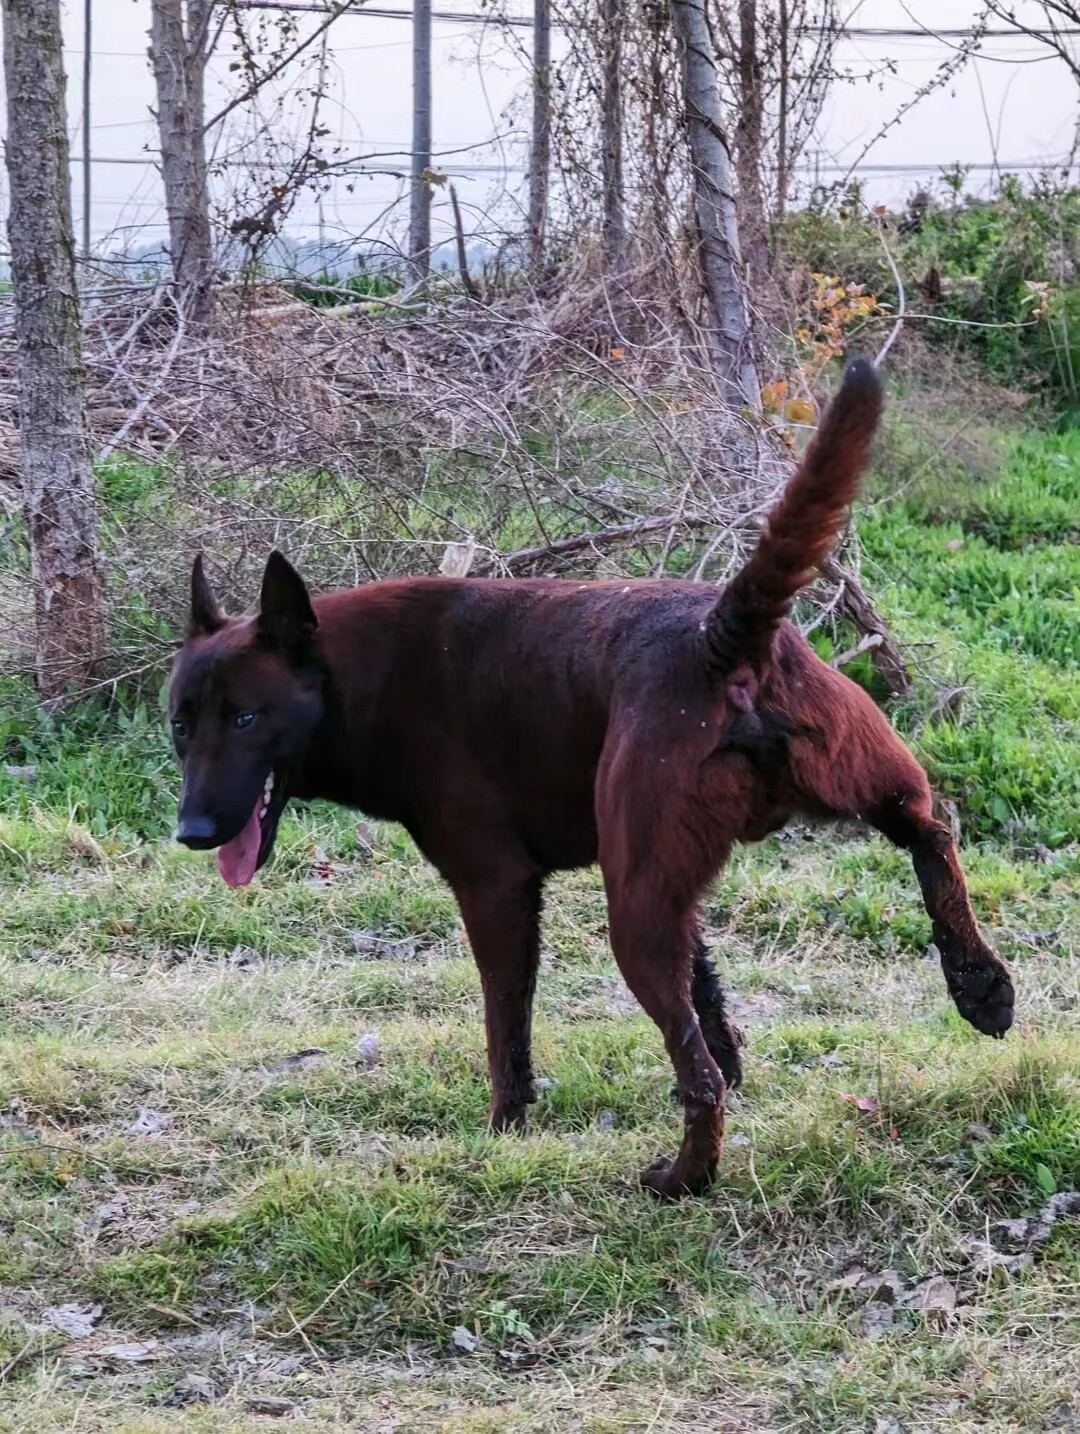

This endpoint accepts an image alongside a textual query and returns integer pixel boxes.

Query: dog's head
[169,551,325,886]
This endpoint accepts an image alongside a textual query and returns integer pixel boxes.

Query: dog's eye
[170,718,188,739]
[234,711,256,730]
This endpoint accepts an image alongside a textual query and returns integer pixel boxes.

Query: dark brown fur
[169,359,1014,1198]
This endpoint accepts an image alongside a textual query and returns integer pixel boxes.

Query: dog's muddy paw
[947,959,1015,1039]
[640,1156,715,1201]
[641,1157,682,1201]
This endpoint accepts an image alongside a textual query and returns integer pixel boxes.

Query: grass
[0,419,1077,1430]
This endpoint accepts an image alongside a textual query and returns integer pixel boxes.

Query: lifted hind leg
[870,787,1014,1036]
[792,686,1014,1037]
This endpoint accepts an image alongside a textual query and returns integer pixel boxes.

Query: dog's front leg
[454,872,544,1132]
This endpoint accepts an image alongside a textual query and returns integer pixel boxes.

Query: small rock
[349,930,421,961]
[100,1340,162,1364]
[164,1372,217,1406]
[246,1395,296,1416]
[1047,1403,1079,1431]
[728,1132,751,1148]
[3,764,37,782]
[596,1109,617,1132]
[964,1123,994,1144]
[442,1255,497,1275]
[925,942,941,965]
[450,1325,479,1354]
[993,1216,1033,1249]
[831,1266,907,1303]
[839,1091,879,1114]
[268,1047,327,1075]
[41,1303,103,1338]
[533,1077,557,1093]
[127,1108,170,1136]
[860,1301,896,1338]
[355,1031,381,1067]
[907,1275,957,1321]
[957,1234,1032,1275]
[88,1197,128,1228]
[807,1052,845,1070]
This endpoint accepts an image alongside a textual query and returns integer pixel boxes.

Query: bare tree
[149,0,215,325]
[775,0,790,223]
[527,0,553,270]
[3,0,106,696]
[600,0,626,268]
[977,3,1080,164]
[669,0,758,404]
[734,0,768,292]
[410,0,433,283]
[980,1,1080,83]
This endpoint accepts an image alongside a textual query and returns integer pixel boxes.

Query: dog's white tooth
[260,805,268,819]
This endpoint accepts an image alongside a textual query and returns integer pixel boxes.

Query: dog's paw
[946,958,1015,1039]
[488,1102,529,1134]
[640,1155,716,1201]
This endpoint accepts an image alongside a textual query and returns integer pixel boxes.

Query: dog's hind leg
[596,753,729,1197]
[453,869,544,1133]
[604,880,727,1198]
[794,702,1014,1038]
[691,930,745,1091]
[867,781,1014,1037]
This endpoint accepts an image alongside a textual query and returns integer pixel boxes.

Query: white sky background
[0,0,1077,257]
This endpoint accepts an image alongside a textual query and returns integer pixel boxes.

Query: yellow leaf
[783,397,816,424]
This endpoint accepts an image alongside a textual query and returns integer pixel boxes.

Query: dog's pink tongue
[217,800,262,888]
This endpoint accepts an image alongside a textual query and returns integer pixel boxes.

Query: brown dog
[169,359,1014,1197]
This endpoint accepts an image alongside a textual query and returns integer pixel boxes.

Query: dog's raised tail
[705,357,883,677]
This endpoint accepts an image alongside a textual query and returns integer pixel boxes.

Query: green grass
[0,419,1077,1430]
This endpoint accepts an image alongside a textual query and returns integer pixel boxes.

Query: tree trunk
[775,0,790,227]
[669,0,758,406]
[3,0,106,697]
[409,0,433,283]
[527,0,552,271]
[600,0,626,270]
[149,0,214,325]
[735,0,768,293]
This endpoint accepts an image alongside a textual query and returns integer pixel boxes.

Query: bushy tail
[705,357,883,676]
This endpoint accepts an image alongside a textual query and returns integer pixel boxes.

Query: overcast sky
[1,0,1076,256]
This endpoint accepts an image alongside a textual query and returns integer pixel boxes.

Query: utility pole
[409,0,432,283]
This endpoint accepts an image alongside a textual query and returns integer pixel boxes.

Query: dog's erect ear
[258,550,317,651]
[189,555,226,637]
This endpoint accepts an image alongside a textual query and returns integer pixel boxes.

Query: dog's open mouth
[217,770,287,888]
